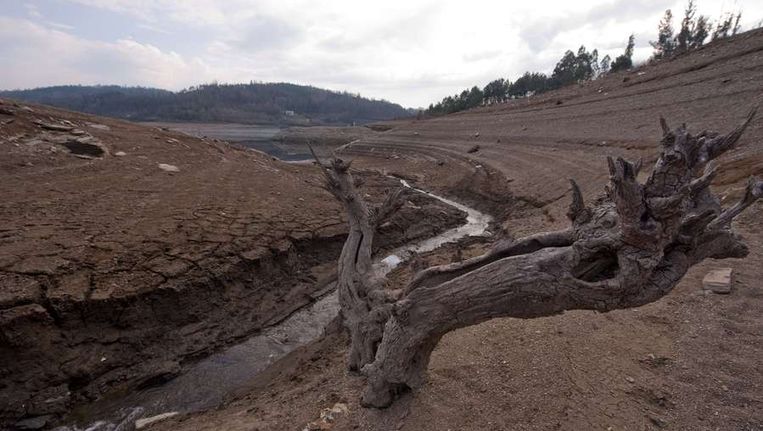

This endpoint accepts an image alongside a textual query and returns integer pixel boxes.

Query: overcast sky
[1,0,761,108]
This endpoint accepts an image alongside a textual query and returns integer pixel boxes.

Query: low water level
[140,122,314,161]
[67,180,492,428]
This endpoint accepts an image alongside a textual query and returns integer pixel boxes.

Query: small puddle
[66,181,492,428]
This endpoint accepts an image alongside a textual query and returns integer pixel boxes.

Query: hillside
[0,83,411,126]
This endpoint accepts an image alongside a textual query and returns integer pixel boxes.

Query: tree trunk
[312,111,763,408]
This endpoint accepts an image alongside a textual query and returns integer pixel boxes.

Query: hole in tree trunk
[572,251,619,281]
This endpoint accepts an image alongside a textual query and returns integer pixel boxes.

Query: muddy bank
[273,126,379,147]
[0,155,466,431]
[56,179,493,430]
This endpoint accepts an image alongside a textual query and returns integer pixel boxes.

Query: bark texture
[314,112,762,408]
[309,147,405,371]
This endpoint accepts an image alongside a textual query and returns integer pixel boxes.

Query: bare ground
[149,29,763,431]
[0,100,468,427]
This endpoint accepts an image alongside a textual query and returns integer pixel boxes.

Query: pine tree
[691,15,711,48]
[599,54,611,74]
[676,0,696,53]
[591,49,600,77]
[713,11,742,41]
[651,9,676,59]
[611,35,635,72]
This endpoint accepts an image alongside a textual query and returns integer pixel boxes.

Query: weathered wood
[316,112,762,408]
[310,145,405,371]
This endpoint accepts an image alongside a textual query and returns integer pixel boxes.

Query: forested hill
[0,83,412,125]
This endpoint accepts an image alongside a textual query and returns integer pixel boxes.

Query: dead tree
[312,112,762,408]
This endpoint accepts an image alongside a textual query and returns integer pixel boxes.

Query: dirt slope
[154,30,763,431]
[0,100,469,428]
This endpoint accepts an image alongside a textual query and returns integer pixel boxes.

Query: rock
[115,151,127,156]
[703,268,732,294]
[158,163,180,172]
[649,415,668,428]
[625,376,635,383]
[305,420,332,430]
[473,131,480,137]
[135,411,179,429]
[33,120,73,132]
[467,144,480,153]
[0,273,42,308]
[27,383,70,415]
[87,123,111,131]
[0,106,15,115]
[15,415,53,430]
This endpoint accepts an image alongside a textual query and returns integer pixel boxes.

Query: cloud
[227,14,301,53]
[3,0,763,107]
[518,0,665,52]
[0,17,216,90]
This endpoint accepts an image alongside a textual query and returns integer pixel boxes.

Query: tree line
[427,36,635,115]
[427,1,745,116]
[0,82,412,126]
[651,0,741,59]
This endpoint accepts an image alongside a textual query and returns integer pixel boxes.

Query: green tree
[713,12,742,40]
[599,54,611,74]
[691,15,711,48]
[551,50,578,87]
[651,10,676,59]
[676,0,696,52]
[483,79,509,104]
[508,72,550,97]
[611,35,635,72]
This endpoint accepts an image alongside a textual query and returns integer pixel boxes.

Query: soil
[0,100,468,428]
[147,29,763,431]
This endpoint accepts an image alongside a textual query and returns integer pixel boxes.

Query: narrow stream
[64,180,492,429]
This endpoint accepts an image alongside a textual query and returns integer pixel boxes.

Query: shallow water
[139,122,315,161]
[67,180,492,428]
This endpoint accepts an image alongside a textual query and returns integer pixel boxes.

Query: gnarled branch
[319,112,761,408]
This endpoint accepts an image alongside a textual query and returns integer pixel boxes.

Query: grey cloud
[228,14,301,52]
[317,2,440,52]
[519,0,665,51]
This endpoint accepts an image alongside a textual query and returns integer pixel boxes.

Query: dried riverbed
[58,181,492,430]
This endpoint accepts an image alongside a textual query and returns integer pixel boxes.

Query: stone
[87,123,111,131]
[158,163,180,172]
[0,273,42,308]
[115,151,127,156]
[33,120,73,132]
[135,411,179,429]
[15,415,53,430]
[702,268,733,294]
